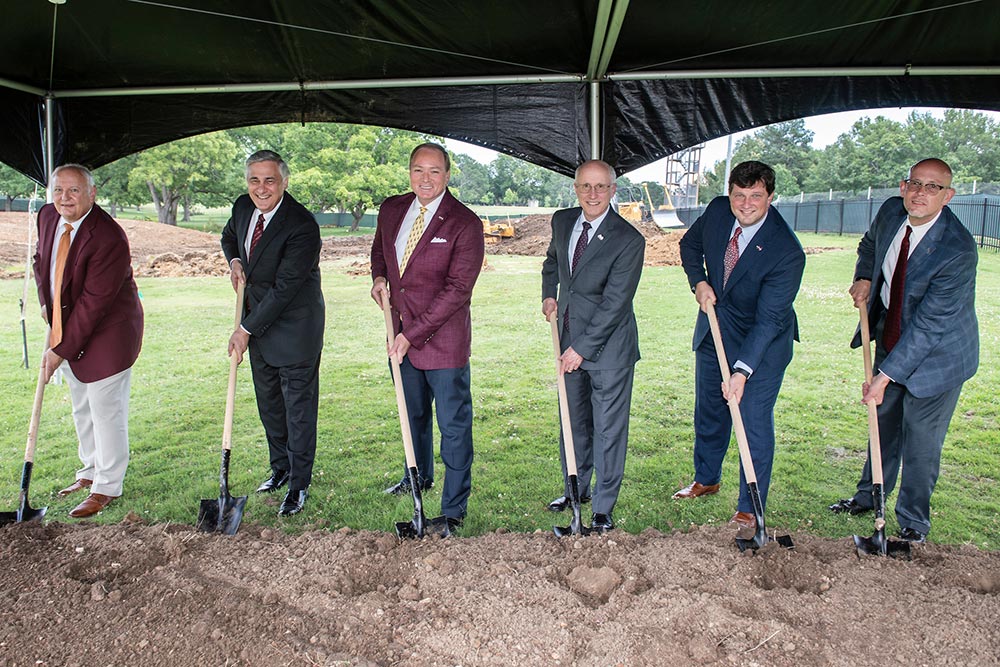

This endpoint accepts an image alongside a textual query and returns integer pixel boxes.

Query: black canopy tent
[2,0,999,185]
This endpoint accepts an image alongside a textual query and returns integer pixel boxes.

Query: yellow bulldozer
[482,217,515,244]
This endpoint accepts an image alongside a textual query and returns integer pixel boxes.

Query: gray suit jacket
[853,197,979,398]
[541,207,644,370]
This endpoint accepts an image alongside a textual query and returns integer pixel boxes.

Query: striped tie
[399,206,427,274]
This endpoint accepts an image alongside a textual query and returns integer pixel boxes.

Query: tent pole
[44,95,55,200]
[589,81,600,160]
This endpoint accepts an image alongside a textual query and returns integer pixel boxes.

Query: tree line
[1,110,997,224]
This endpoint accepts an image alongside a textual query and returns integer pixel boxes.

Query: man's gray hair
[51,163,94,188]
[246,150,290,180]
[574,159,616,184]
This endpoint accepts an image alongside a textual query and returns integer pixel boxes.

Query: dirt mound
[486,214,685,266]
[1,519,997,666]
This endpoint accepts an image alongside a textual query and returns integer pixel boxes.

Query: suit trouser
[851,381,962,535]
[62,363,132,497]
[396,358,474,519]
[559,365,635,516]
[250,348,320,492]
[693,341,786,513]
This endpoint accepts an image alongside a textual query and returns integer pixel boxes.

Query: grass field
[1,234,997,548]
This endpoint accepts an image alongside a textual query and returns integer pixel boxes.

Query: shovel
[852,306,911,559]
[197,281,249,535]
[705,302,793,552]
[547,312,592,537]
[0,363,49,525]
[381,296,449,539]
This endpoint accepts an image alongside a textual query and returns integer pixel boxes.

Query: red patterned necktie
[883,225,912,352]
[723,226,742,287]
[571,221,591,274]
[248,214,265,259]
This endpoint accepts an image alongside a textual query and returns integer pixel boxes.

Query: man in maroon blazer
[370,143,485,530]
[33,164,144,518]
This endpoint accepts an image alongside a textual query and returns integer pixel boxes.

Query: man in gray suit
[541,159,645,531]
[829,158,979,543]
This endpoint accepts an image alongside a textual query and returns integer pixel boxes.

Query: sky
[445,107,1000,184]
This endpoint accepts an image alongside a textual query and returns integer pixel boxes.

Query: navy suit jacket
[220,192,325,367]
[541,207,644,370]
[852,197,978,398]
[679,197,805,374]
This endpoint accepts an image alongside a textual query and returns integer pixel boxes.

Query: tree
[449,153,493,205]
[128,132,242,225]
[0,163,36,211]
[752,120,816,190]
[92,154,146,217]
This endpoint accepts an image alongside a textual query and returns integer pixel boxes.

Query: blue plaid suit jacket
[852,197,979,398]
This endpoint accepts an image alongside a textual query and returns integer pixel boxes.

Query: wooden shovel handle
[858,306,884,484]
[705,302,758,485]
[221,281,245,452]
[548,312,579,477]
[23,363,46,464]
[382,296,418,469]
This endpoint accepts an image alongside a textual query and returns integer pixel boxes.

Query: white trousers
[62,364,132,497]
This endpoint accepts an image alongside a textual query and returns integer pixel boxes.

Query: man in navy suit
[221,150,325,517]
[675,161,805,535]
[541,159,645,532]
[829,158,979,543]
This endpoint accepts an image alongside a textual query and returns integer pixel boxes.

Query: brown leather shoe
[57,478,93,497]
[672,481,721,499]
[729,511,756,529]
[69,493,117,518]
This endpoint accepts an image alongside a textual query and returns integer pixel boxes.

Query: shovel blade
[196,495,248,535]
[853,531,911,560]
[553,475,591,537]
[0,504,47,526]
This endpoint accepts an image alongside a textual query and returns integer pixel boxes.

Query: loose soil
[2,211,996,666]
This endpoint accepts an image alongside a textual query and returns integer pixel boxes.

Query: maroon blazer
[371,189,484,370]
[33,203,144,383]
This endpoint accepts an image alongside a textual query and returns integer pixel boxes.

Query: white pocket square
[430,237,448,243]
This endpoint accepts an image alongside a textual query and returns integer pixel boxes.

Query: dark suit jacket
[33,203,143,383]
[541,207,644,370]
[370,189,485,370]
[221,192,325,367]
[679,197,805,374]
[852,197,978,398]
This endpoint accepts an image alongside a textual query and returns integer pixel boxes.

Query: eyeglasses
[903,179,949,195]
[574,183,612,194]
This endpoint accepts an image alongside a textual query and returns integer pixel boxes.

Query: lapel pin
[756,245,762,251]
[597,234,605,241]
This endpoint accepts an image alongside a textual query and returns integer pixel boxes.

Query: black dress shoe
[898,527,927,543]
[591,513,614,531]
[256,470,290,494]
[445,516,464,534]
[383,479,433,495]
[279,489,308,516]
[546,494,592,512]
[828,497,872,515]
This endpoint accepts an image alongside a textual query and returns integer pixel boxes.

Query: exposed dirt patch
[1,519,998,666]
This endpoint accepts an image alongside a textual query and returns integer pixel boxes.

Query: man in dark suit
[675,161,805,535]
[370,142,485,531]
[221,150,325,517]
[34,164,144,518]
[541,159,645,532]
[829,158,979,543]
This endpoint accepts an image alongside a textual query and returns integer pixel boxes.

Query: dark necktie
[564,221,592,336]
[571,221,591,274]
[248,213,265,259]
[883,225,912,352]
[723,226,741,287]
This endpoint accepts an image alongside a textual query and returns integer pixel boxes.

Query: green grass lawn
[1,234,997,548]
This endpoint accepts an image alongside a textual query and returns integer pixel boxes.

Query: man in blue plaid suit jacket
[830,158,979,542]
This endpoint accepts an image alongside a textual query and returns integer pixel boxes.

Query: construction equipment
[482,217,515,244]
